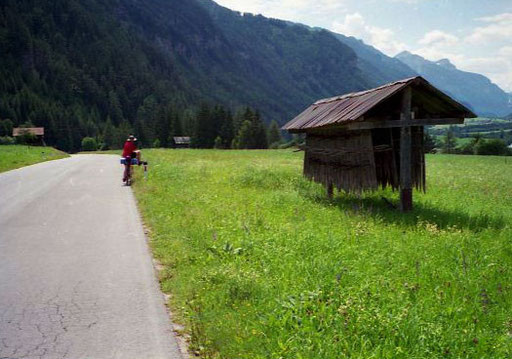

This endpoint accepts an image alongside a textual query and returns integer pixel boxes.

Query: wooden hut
[173,136,191,148]
[12,127,45,146]
[282,77,476,211]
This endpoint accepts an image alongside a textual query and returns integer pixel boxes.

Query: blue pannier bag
[120,158,139,165]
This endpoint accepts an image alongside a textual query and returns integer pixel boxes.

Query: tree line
[75,104,283,151]
[425,127,512,156]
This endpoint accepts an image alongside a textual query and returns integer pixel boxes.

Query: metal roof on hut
[12,127,45,136]
[282,77,476,211]
[173,136,191,145]
[283,77,475,132]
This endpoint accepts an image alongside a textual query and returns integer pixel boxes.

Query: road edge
[131,189,192,359]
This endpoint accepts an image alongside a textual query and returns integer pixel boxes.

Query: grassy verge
[0,145,69,173]
[133,150,512,359]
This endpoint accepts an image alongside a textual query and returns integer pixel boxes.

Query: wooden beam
[327,182,334,199]
[400,87,413,212]
[343,117,464,131]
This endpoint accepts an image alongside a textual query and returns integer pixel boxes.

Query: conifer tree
[102,117,115,149]
[251,110,268,149]
[108,91,124,125]
[423,131,437,154]
[219,110,234,149]
[155,106,171,148]
[182,110,196,139]
[114,121,133,149]
[442,126,457,154]
[172,112,183,137]
[232,107,268,149]
[267,120,282,147]
[0,119,13,137]
[193,103,213,148]
[235,120,253,149]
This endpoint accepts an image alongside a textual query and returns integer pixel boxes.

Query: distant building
[173,136,191,148]
[12,127,45,146]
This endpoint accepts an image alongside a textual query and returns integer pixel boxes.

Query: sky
[213,0,512,92]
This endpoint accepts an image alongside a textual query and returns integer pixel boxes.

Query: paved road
[0,155,182,359]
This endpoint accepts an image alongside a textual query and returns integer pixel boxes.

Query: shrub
[269,141,281,149]
[0,119,13,137]
[15,130,37,144]
[476,139,509,156]
[81,137,98,151]
[423,132,437,153]
[153,139,161,148]
[458,141,476,155]
[442,127,457,154]
[213,136,223,149]
[0,136,15,145]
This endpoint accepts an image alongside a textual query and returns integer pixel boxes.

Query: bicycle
[121,156,138,186]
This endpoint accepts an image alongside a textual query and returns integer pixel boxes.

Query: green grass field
[0,145,69,173]
[133,149,512,359]
[434,136,473,147]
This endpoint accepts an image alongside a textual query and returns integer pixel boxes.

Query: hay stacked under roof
[304,127,425,193]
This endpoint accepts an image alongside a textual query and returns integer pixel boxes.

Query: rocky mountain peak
[435,58,457,70]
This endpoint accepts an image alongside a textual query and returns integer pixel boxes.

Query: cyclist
[122,135,138,183]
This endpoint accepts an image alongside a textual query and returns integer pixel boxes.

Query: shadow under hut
[282,77,476,212]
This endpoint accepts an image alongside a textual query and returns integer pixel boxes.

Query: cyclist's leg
[123,157,131,182]
[127,163,132,185]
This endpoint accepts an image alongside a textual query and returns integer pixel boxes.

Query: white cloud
[461,57,509,78]
[387,0,428,3]
[498,46,512,58]
[331,13,406,56]
[452,12,512,91]
[477,13,512,23]
[419,30,459,47]
[461,57,512,93]
[214,0,347,24]
[466,12,512,44]
[415,29,463,65]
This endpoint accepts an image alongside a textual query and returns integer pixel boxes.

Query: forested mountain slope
[0,0,189,150]
[0,0,372,151]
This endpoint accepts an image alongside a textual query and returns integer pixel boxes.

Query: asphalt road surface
[0,155,182,359]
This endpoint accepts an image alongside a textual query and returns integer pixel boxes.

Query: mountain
[333,34,417,86]
[396,51,511,117]
[3,0,506,152]
[0,0,375,151]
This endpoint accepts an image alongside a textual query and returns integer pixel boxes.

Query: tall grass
[0,145,68,173]
[133,150,512,359]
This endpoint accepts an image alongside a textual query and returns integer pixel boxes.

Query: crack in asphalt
[1,286,102,359]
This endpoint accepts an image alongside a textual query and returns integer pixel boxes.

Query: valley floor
[133,149,512,359]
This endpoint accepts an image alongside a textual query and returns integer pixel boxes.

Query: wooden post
[327,182,334,199]
[400,87,413,212]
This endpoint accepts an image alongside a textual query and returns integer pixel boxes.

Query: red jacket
[122,141,137,158]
